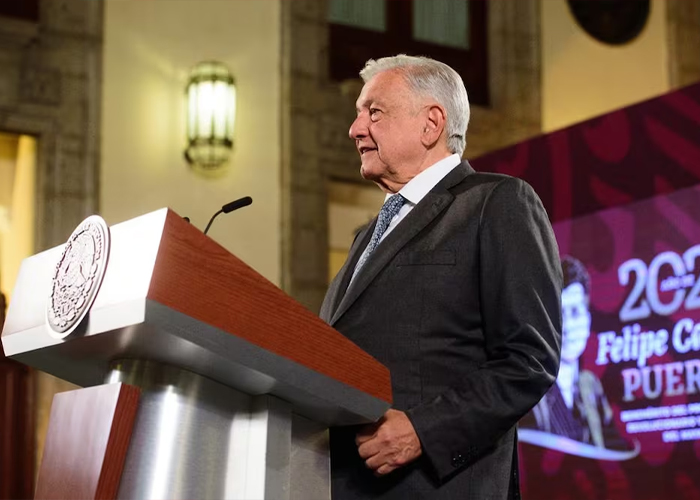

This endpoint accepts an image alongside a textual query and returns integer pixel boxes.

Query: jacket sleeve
[405,177,562,482]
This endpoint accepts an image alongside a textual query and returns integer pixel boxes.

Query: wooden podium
[1,208,392,500]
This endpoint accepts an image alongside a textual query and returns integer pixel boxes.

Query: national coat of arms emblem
[46,215,110,338]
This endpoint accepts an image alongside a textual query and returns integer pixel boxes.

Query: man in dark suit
[319,55,562,499]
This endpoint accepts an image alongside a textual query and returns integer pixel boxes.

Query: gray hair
[359,54,470,157]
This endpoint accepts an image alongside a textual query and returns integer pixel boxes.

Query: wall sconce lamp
[184,61,236,170]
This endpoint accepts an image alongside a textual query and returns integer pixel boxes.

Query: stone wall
[280,0,331,311]
[0,0,102,477]
[469,0,541,159]
[667,0,700,89]
[0,0,102,250]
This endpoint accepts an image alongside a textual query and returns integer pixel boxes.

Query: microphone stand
[203,210,223,235]
[203,196,253,235]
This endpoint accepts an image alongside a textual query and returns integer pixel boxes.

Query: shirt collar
[385,154,462,205]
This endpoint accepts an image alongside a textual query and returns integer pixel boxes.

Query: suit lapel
[321,220,375,322]
[329,162,473,326]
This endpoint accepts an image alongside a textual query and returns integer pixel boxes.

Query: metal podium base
[106,360,330,500]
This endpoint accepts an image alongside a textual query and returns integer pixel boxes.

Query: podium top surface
[2,208,392,425]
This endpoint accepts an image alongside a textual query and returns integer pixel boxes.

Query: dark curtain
[0,293,34,500]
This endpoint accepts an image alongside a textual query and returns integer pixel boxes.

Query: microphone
[222,197,253,214]
[203,196,253,235]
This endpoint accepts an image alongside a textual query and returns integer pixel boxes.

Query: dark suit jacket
[320,162,562,500]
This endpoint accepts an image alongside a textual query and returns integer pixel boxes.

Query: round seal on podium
[46,215,111,339]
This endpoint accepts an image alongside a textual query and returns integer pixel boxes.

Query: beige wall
[101,0,281,284]
[328,181,385,282]
[0,134,36,301]
[542,0,670,132]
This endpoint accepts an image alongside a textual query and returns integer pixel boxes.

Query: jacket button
[451,453,464,467]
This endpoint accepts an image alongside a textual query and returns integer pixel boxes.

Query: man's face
[349,70,427,193]
[561,282,591,363]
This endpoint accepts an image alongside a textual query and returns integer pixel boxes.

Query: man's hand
[356,409,422,476]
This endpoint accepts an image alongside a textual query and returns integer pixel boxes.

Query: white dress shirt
[353,153,462,271]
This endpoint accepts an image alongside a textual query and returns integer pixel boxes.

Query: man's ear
[421,104,447,148]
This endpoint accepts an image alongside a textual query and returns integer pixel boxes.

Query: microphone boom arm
[203,209,224,235]
[203,196,253,235]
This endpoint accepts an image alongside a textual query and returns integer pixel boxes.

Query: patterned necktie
[351,194,406,282]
